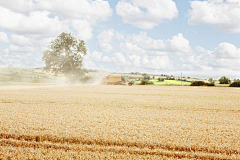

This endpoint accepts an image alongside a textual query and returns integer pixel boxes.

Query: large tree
[219,76,231,84]
[42,32,88,82]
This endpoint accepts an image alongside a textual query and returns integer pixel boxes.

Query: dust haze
[52,70,109,86]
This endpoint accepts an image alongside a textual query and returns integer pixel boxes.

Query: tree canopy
[219,76,231,84]
[208,78,213,83]
[42,32,88,82]
[142,73,150,80]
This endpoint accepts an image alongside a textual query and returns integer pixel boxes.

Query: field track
[0,84,240,159]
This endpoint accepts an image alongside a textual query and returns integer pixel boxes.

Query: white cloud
[0,7,68,37]
[3,48,9,53]
[120,42,146,55]
[167,33,193,55]
[9,44,36,53]
[84,60,96,69]
[37,0,112,22]
[126,32,192,55]
[0,0,35,14]
[98,30,115,52]
[0,0,112,21]
[196,46,207,53]
[180,42,240,71]
[89,51,102,61]
[188,0,240,33]
[142,55,150,66]
[102,56,112,63]
[126,31,166,50]
[142,55,170,70]
[71,20,93,40]
[128,55,141,67]
[0,32,9,43]
[10,34,54,47]
[116,0,178,29]
[0,0,112,39]
[115,32,125,41]
[111,52,131,65]
[10,34,31,46]
[213,42,240,58]
[0,51,36,67]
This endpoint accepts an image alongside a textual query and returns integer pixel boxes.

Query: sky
[0,0,240,79]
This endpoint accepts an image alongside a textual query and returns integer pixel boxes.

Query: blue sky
[0,0,240,79]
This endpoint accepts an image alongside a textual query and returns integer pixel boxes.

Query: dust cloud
[52,70,109,86]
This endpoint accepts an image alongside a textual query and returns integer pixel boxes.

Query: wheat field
[0,84,240,159]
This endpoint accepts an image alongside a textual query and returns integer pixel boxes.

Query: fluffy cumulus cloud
[10,34,54,47]
[95,30,195,71]
[188,0,240,33]
[111,52,131,65]
[128,55,141,67]
[167,33,193,56]
[119,42,146,55]
[9,45,36,53]
[71,20,93,40]
[0,0,112,39]
[98,30,115,52]
[37,0,112,40]
[0,0,35,14]
[196,46,207,53]
[88,51,102,61]
[180,42,240,71]
[0,32,9,43]
[142,55,170,70]
[213,42,240,58]
[127,32,165,50]
[0,8,68,37]
[125,32,192,55]
[0,48,42,67]
[116,0,178,29]
[36,0,112,22]
[102,56,112,63]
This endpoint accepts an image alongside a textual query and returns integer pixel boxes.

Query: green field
[135,79,191,86]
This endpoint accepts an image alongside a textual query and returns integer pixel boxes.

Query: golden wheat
[0,84,239,159]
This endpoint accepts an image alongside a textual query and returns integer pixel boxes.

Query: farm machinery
[100,75,133,86]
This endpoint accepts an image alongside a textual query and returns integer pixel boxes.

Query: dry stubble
[0,84,240,159]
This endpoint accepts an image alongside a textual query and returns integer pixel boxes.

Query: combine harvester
[100,75,133,86]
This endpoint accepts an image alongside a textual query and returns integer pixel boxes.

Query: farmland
[135,79,192,86]
[0,84,240,159]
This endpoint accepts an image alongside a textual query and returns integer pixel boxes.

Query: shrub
[0,75,7,82]
[191,81,215,86]
[158,78,164,82]
[229,81,240,87]
[205,83,215,86]
[139,80,154,85]
[32,78,40,83]
[190,81,205,86]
